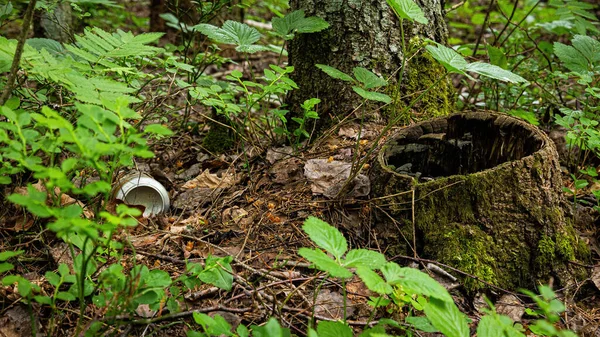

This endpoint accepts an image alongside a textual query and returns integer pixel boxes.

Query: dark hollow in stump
[371,112,589,293]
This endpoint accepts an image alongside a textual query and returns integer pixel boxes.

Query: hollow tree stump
[371,112,589,293]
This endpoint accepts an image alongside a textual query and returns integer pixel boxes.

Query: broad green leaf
[386,0,429,24]
[356,266,393,294]
[554,42,589,73]
[198,255,233,291]
[144,124,173,136]
[353,67,388,89]
[56,291,77,301]
[26,38,65,56]
[45,271,61,286]
[146,270,172,288]
[236,324,250,337]
[252,317,289,337]
[476,315,497,337]
[425,44,468,74]
[317,321,353,337]
[316,64,355,82]
[298,248,352,278]
[272,10,329,40]
[352,87,392,103]
[381,262,453,303]
[572,34,600,64]
[424,298,469,337]
[0,262,14,274]
[406,316,439,333]
[465,62,529,83]
[194,21,263,53]
[343,249,387,269]
[302,216,347,259]
[193,313,234,336]
[34,295,52,305]
[0,2,12,18]
[486,45,507,69]
[0,250,23,262]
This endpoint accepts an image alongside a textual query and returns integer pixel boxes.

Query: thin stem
[0,0,37,106]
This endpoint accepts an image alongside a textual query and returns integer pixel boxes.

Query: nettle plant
[552,34,600,211]
[184,216,580,337]
[316,0,529,194]
[170,10,329,147]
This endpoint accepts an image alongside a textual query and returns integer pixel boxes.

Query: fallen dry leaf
[182,169,237,189]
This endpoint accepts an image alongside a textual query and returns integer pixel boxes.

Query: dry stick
[472,0,495,57]
[0,0,37,106]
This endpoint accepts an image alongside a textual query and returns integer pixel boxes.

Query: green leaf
[56,291,77,301]
[298,248,352,278]
[194,21,262,53]
[0,250,23,262]
[252,317,289,337]
[144,124,173,136]
[302,216,347,259]
[554,42,589,73]
[381,262,453,303]
[315,64,355,82]
[193,313,234,336]
[406,316,439,333]
[45,271,61,287]
[26,38,65,56]
[317,321,353,337]
[486,45,507,69]
[272,10,329,40]
[343,249,387,269]
[146,270,172,288]
[386,0,429,24]
[352,87,392,103]
[356,266,393,294]
[198,255,233,291]
[0,2,13,18]
[572,35,600,64]
[236,324,250,337]
[34,295,52,305]
[424,298,469,337]
[465,62,529,83]
[425,44,468,74]
[353,67,388,89]
[0,262,14,274]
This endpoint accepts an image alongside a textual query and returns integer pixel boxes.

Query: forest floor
[1,7,600,336]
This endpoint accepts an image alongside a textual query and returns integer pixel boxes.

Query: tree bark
[33,1,73,43]
[287,0,450,130]
[371,112,589,293]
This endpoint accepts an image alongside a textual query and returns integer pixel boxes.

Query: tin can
[112,171,170,217]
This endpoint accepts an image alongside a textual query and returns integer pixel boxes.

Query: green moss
[537,235,557,266]
[424,223,499,293]
[385,38,456,123]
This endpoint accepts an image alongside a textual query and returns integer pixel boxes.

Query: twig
[0,0,37,106]
[104,306,251,325]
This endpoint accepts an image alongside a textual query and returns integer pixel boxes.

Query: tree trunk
[34,1,73,43]
[287,0,452,130]
[371,112,589,293]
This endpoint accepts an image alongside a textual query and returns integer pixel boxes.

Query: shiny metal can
[112,171,170,217]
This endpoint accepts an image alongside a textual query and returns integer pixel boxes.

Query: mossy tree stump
[371,112,589,293]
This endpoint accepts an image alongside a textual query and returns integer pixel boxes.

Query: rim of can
[114,175,170,216]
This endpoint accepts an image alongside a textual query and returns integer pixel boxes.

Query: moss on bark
[371,112,589,294]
